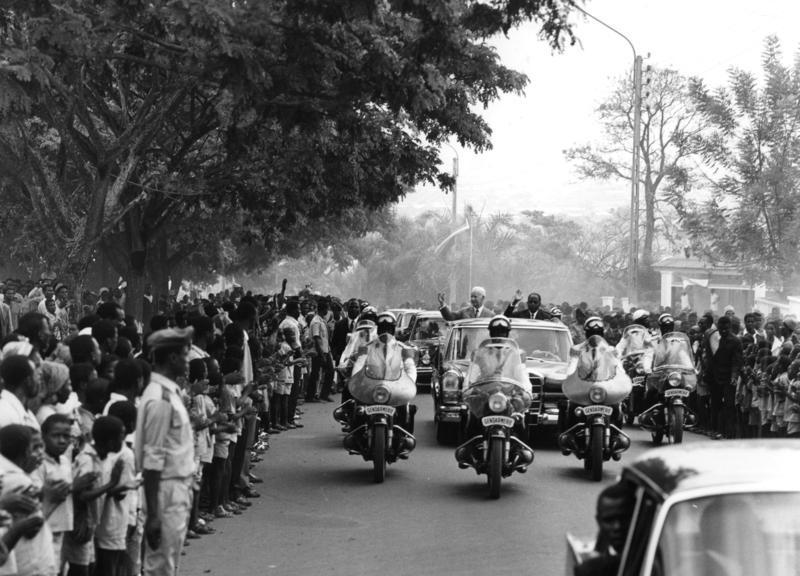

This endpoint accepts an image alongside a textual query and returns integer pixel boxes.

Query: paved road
[182,394,697,576]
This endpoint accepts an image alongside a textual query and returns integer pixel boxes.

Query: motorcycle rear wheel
[487,436,503,499]
[373,424,386,483]
[670,405,684,444]
[590,426,603,482]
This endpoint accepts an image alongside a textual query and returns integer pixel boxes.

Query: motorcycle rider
[456,315,532,466]
[343,312,417,457]
[643,313,676,408]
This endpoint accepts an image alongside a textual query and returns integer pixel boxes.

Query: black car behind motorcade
[432,318,573,444]
[400,310,446,391]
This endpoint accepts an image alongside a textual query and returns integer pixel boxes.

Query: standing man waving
[437,286,494,321]
[135,327,195,576]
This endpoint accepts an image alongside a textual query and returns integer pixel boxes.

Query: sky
[398,0,800,220]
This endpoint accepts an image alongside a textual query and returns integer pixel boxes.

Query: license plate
[632,376,645,386]
[583,405,613,416]
[664,388,690,398]
[364,405,396,416]
[481,415,515,428]
[441,412,462,421]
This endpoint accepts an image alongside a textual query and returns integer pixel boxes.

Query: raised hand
[512,289,523,303]
[437,292,446,307]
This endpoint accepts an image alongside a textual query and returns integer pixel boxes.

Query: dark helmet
[658,313,675,335]
[584,316,605,339]
[488,315,511,338]
[376,312,397,335]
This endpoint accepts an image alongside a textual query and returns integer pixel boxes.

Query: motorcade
[338,335,417,483]
[453,337,534,498]
[567,440,800,576]
[558,335,632,481]
[637,332,697,445]
[432,318,573,445]
[401,310,446,391]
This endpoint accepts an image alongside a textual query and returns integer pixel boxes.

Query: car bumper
[525,407,561,426]
[416,366,433,384]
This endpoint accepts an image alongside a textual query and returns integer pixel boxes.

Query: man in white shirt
[0,356,41,430]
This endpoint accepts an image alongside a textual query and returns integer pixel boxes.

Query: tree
[564,66,704,294]
[678,37,800,290]
[0,0,578,319]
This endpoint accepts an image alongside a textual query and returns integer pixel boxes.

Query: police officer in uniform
[135,327,195,576]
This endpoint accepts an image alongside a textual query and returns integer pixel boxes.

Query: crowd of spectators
[0,277,350,575]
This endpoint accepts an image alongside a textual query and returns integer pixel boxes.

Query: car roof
[624,440,800,499]
[448,318,569,331]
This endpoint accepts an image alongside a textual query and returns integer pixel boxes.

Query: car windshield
[411,317,445,340]
[449,326,570,362]
[654,492,800,576]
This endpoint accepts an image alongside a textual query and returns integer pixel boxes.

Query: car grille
[529,374,544,414]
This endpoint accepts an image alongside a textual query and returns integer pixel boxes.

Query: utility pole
[571,4,641,308]
[448,148,459,307]
[629,55,643,306]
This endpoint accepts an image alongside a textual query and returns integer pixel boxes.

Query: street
[182,394,698,576]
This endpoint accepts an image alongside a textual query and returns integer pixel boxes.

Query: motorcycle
[334,335,417,483]
[558,335,632,481]
[637,331,697,445]
[616,324,654,425]
[454,338,535,499]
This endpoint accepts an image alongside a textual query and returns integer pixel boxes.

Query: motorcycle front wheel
[373,423,386,483]
[487,436,503,499]
[670,405,684,444]
[590,426,603,482]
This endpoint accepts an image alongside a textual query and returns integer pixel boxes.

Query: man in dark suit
[331,298,361,362]
[437,286,494,321]
[504,290,552,320]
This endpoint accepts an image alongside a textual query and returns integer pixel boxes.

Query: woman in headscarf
[36,360,72,425]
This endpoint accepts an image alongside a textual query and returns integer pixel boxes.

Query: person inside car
[575,481,636,576]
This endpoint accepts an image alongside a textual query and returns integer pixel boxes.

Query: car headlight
[668,372,682,387]
[589,386,607,404]
[442,370,461,390]
[488,393,508,413]
[372,386,390,404]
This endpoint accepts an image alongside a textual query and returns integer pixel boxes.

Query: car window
[450,326,571,362]
[621,487,659,576]
[651,492,800,576]
[411,317,445,340]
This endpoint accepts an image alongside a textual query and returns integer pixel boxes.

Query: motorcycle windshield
[616,325,652,358]
[362,337,404,381]
[573,336,618,382]
[463,339,532,416]
[464,339,527,390]
[652,332,695,371]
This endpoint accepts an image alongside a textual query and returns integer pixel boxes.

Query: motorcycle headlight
[421,350,431,365]
[442,370,461,390]
[589,386,607,404]
[372,386,390,404]
[488,393,508,413]
[668,372,682,387]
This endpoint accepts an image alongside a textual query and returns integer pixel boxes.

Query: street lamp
[572,4,642,306]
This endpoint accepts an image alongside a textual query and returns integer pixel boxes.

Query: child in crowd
[187,359,218,538]
[93,414,134,576]
[106,401,141,576]
[274,333,304,430]
[771,355,791,437]
[0,425,54,576]
[32,414,95,573]
[63,417,126,576]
